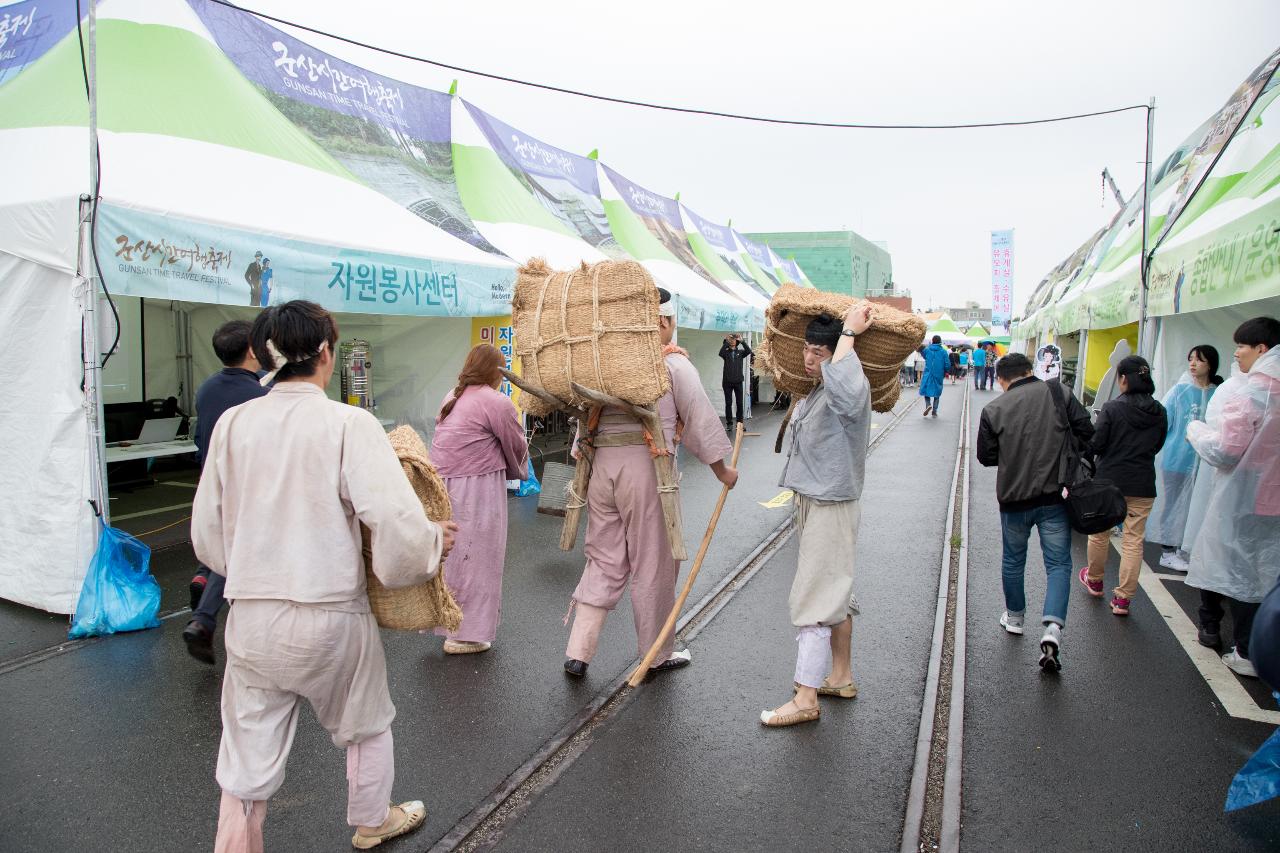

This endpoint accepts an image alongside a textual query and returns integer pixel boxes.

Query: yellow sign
[759,489,795,509]
[471,315,521,410]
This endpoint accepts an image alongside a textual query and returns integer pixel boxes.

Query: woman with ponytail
[430,344,529,654]
[1146,345,1224,571]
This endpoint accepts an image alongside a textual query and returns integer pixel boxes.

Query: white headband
[658,301,676,318]
[260,339,328,386]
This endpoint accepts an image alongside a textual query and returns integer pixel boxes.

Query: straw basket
[512,258,669,417]
[361,426,463,632]
[756,284,926,413]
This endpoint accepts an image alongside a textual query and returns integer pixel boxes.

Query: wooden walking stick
[627,421,745,687]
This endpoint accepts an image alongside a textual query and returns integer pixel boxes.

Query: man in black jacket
[977,353,1094,672]
[719,333,752,428]
[182,320,267,664]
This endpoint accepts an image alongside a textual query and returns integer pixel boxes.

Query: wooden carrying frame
[501,369,687,561]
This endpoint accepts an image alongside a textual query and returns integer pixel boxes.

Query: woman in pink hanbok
[431,344,529,654]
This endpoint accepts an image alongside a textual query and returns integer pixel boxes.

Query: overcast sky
[247,1,1277,311]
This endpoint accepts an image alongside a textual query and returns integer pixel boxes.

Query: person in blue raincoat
[919,335,948,418]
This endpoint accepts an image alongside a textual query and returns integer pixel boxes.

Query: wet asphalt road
[3,386,1278,851]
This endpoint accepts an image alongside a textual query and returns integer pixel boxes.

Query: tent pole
[1137,97,1156,359]
[81,0,110,524]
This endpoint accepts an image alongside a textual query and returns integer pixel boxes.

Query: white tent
[0,0,518,612]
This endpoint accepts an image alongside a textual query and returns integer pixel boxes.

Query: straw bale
[757,284,925,413]
[362,426,462,632]
[512,259,669,417]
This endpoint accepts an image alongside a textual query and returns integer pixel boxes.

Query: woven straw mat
[361,426,463,632]
[512,258,669,417]
[757,284,926,413]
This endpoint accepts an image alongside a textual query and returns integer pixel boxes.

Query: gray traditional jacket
[779,350,871,502]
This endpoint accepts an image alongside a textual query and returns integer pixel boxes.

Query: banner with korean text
[991,230,1014,328]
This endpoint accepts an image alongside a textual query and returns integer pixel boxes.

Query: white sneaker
[1038,623,1062,672]
[1158,551,1191,572]
[1222,649,1258,678]
[1000,611,1024,635]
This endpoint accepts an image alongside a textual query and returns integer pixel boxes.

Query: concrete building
[744,229,894,298]
[940,301,992,329]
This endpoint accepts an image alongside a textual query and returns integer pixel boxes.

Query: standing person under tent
[1184,317,1280,677]
[183,320,267,665]
[192,301,457,851]
[430,344,529,655]
[760,304,873,728]
[1146,345,1224,572]
[719,332,752,429]
[958,347,970,381]
[948,347,961,384]
[563,288,738,678]
[919,335,948,417]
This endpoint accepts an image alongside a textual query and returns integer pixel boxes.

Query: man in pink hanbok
[563,288,738,677]
[192,301,457,852]
[430,344,529,654]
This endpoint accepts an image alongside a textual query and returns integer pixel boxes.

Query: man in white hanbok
[192,301,456,852]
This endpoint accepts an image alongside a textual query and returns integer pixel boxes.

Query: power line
[208,0,1150,130]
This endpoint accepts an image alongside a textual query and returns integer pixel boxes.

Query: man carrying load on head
[761,303,874,728]
[563,287,739,678]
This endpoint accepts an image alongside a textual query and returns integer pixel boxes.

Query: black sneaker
[1198,626,1222,650]
[189,575,207,612]
[563,658,588,678]
[922,405,931,417]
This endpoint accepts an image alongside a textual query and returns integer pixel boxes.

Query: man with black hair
[719,332,752,429]
[761,303,873,728]
[1185,316,1280,677]
[977,352,1094,672]
[182,320,267,665]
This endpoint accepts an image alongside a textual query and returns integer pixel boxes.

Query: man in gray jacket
[977,352,1094,671]
[761,303,873,727]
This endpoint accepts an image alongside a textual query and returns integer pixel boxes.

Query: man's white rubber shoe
[1222,649,1258,678]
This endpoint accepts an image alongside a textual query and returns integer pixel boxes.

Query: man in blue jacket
[182,320,267,664]
[972,344,989,390]
[919,335,948,417]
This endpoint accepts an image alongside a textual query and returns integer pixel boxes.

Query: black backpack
[1048,382,1128,535]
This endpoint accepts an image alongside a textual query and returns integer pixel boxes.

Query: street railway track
[429,390,971,853]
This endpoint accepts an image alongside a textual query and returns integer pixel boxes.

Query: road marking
[1134,550,1280,725]
[161,481,199,489]
[112,502,193,522]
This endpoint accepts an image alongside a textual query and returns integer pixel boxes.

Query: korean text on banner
[991,230,1014,328]
[471,316,522,410]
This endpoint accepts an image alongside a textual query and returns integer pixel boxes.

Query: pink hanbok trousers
[434,470,509,644]
[567,444,678,663]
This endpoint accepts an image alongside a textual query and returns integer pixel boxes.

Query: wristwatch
[841,329,857,338]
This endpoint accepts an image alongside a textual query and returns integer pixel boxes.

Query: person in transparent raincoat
[1146,346,1224,571]
[1184,318,1280,679]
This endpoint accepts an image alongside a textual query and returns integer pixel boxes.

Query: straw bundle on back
[512,258,669,416]
[362,426,462,632]
[756,284,926,413]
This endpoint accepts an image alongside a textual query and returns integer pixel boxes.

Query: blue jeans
[999,503,1073,626]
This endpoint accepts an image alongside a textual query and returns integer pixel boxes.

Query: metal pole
[1137,97,1155,358]
[81,0,111,524]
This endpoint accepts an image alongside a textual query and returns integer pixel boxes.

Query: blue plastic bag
[1225,697,1280,812]
[68,521,161,640]
[517,458,542,497]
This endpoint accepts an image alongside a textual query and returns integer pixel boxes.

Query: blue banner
[97,204,514,318]
[0,1,81,84]
[465,102,599,196]
[188,0,450,143]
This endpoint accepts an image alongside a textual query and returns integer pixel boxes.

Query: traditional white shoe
[443,640,491,654]
[1158,551,1191,572]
